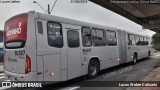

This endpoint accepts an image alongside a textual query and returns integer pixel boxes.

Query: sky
[0,0,155,36]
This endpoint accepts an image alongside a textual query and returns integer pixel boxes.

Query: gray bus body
[3,11,152,81]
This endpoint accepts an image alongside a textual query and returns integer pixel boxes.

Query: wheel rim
[134,56,136,63]
[90,64,97,75]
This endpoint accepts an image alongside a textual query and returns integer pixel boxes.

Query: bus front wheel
[88,60,99,78]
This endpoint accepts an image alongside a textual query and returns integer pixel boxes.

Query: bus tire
[132,54,137,65]
[88,59,99,78]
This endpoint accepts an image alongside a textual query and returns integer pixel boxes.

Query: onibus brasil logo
[1,82,42,88]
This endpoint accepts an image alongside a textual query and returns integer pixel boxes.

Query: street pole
[48,4,50,14]
[34,1,57,14]
[33,1,47,14]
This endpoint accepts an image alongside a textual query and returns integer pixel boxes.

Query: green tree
[152,33,160,44]
[152,33,160,51]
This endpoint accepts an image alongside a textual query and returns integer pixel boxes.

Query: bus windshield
[4,14,28,49]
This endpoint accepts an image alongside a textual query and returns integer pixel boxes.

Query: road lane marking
[0,76,5,79]
[60,86,80,90]
[0,73,4,76]
[4,80,10,81]
[68,87,80,90]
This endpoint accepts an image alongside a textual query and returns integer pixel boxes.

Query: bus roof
[6,11,150,38]
[37,12,150,37]
[37,12,118,31]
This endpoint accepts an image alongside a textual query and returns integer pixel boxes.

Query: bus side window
[106,30,117,46]
[146,37,150,45]
[128,34,131,45]
[67,30,80,48]
[37,21,43,34]
[81,27,92,47]
[128,34,135,45]
[91,28,106,46]
[135,35,139,45]
[131,35,136,45]
[110,31,117,45]
[47,22,63,48]
[144,37,147,45]
[140,36,144,45]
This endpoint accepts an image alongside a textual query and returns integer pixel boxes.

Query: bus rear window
[4,14,28,49]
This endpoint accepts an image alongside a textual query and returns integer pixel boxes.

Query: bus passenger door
[66,29,81,79]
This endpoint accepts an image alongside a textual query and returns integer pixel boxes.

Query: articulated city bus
[3,11,152,81]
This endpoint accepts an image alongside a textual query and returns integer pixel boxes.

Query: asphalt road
[0,52,160,90]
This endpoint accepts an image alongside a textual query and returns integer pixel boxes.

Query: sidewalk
[126,66,160,90]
